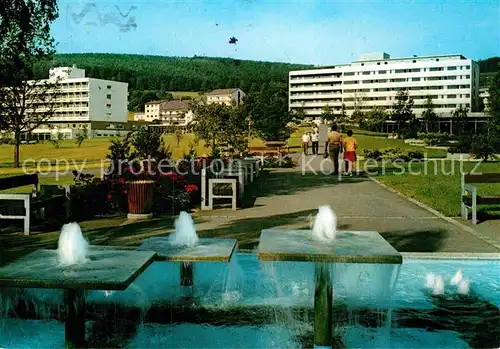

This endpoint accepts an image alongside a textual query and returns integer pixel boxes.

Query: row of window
[292,102,471,113]
[292,93,471,104]
[290,65,471,80]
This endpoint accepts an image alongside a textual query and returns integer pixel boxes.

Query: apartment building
[24,65,129,140]
[289,53,480,125]
[205,88,245,106]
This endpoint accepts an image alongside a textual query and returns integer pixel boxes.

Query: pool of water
[1,253,499,348]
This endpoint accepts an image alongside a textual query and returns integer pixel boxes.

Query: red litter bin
[127,180,155,219]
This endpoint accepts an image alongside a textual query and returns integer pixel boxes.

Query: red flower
[107,194,112,200]
[184,184,199,192]
[118,178,126,185]
[164,171,178,181]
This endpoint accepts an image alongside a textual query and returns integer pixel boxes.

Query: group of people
[301,126,321,155]
[302,123,358,176]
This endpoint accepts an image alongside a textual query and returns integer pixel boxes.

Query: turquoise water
[1,253,499,348]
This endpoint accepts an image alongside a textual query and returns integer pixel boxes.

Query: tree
[244,82,292,141]
[293,103,306,121]
[421,96,438,133]
[452,106,470,136]
[0,0,59,167]
[192,102,248,156]
[321,104,335,123]
[365,108,388,132]
[75,125,88,147]
[390,89,415,137]
[174,126,183,147]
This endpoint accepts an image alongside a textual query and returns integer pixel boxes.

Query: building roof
[205,88,240,95]
[145,100,165,105]
[160,100,190,111]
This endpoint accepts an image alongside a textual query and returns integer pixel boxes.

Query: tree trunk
[426,121,429,133]
[13,131,21,168]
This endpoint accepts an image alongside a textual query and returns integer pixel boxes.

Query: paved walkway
[193,151,500,253]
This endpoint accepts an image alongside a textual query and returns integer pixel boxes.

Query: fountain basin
[0,248,156,290]
[137,237,237,262]
[258,229,402,264]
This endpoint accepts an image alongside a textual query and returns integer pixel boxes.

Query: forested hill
[39,53,312,93]
[36,53,498,93]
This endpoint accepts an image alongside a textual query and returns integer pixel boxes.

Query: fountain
[137,211,237,293]
[168,212,200,247]
[258,205,402,349]
[58,223,90,266]
[0,222,156,348]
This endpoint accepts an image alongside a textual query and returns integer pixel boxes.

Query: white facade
[144,101,162,121]
[206,88,245,106]
[289,53,480,119]
[479,88,490,111]
[28,66,128,139]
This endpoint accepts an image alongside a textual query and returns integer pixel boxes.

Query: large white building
[289,53,480,126]
[26,65,129,140]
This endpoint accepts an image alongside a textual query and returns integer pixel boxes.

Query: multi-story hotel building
[25,65,129,140]
[289,53,480,127]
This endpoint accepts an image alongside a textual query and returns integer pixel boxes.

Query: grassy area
[352,133,447,158]
[373,161,500,217]
[0,126,446,175]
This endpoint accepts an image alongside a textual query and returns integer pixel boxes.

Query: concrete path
[193,150,500,253]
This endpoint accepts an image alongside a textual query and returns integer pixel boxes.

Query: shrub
[363,148,423,162]
[263,155,296,168]
[417,132,456,146]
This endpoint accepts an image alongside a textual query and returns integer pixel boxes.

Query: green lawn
[353,133,447,158]
[373,161,500,217]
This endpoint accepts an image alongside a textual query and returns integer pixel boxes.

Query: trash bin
[127,180,155,219]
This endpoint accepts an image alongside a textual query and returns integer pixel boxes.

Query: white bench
[207,178,237,210]
[0,174,67,235]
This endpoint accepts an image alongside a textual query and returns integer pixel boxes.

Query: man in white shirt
[311,131,319,155]
[302,132,310,155]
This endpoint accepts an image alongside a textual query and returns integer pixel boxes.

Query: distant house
[148,100,194,133]
[479,87,490,111]
[144,100,165,122]
[205,88,245,106]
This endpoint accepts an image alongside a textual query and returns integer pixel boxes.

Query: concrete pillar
[180,262,194,287]
[314,263,333,349]
[64,289,86,349]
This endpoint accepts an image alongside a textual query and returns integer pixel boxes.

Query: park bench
[461,173,500,224]
[0,174,68,235]
[201,160,255,211]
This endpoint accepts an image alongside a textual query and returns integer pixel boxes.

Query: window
[362,71,370,75]
[361,63,364,66]
[465,65,470,69]
[384,62,388,64]
[410,68,420,72]
[447,66,457,70]
[106,94,111,99]
[436,58,440,61]
[447,95,457,98]
[412,77,421,81]
[465,75,470,79]
[106,103,111,108]
[429,67,442,72]
[344,72,355,76]
[377,62,380,65]
[413,60,416,63]
[379,70,386,74]
[107,85,111,89]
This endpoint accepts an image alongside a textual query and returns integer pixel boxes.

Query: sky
[52,0,500,66]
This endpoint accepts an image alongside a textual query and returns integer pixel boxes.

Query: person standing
[327,124,342,175]
[311,131,319,155]
[302,132,310,155]
[343,129,358,176]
